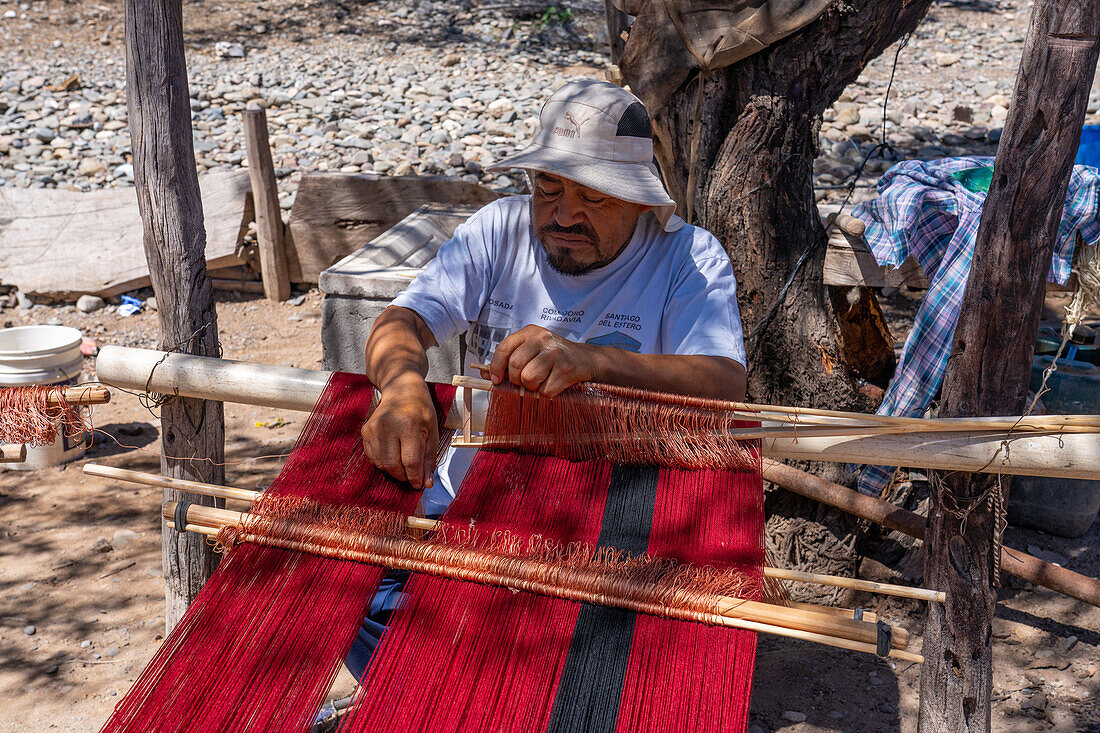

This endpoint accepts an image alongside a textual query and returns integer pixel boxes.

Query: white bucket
[0,325,90,470]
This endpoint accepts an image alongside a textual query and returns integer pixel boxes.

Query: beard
[537,221,603,275]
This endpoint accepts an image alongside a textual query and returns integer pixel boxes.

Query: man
[346,78,747,677]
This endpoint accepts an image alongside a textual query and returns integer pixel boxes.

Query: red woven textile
[100,373,455,733]
[340,452,614,731]
[614,466,762,733]
[341,446,763,732]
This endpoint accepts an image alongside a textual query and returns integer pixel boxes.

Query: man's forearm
[587,348,747,402]
[364,306,437,390]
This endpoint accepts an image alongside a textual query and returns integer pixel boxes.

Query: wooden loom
[95,346,1100,480]
[85,346,1100,729]
[91,344,1100,612]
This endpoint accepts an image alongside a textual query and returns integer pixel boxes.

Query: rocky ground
[2,0,1100,731]
[2,0,1099,209]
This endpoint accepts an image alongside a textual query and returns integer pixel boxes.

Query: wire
[747,32,912,354]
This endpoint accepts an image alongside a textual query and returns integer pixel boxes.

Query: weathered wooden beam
[285,173,500,284]
[124,0,226,632]
[918,2,1100,731]
[243,103,291,302]
[761,460,1100,608]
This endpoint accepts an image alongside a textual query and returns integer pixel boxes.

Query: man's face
[530,172,649,275]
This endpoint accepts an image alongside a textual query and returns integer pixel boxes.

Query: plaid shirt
[851,156,1100,496]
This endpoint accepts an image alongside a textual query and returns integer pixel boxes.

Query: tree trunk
[603,0,629,63]
[125,0,226,632]
[620,0,931,590]
[919,2,1100,730]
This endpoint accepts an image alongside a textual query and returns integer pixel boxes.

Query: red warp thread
[99,372,456,733]
[615,465,763,733]
[339,451,764,732]
[482,381,763,471]
[340,452,613,731]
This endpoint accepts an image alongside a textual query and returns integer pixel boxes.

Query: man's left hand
[484,325,595,396]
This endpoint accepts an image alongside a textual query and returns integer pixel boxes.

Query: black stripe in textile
[546,464,659,733]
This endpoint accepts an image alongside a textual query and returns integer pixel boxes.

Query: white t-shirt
[391,195,746,501]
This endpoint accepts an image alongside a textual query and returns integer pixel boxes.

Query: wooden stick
[94,347,1100,479]
[455,372,1100,433]
[786,600,877,624]
[166,502,920,661]
[48,384,111,407]
[243,104,291,302]
[0,444,27,463]
[97,463,937,606]
[762,459,1100,609]
[766,567,944,603]
[83,464,258,503]
[95,346,465,430]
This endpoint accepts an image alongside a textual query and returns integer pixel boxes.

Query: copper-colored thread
[223,524,743,627]
[481,382,762,471]
[0,385,89,447]
[214,499,766,621]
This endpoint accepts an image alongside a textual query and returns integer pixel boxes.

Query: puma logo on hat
[487,79,684,232]
[553,110,595,139]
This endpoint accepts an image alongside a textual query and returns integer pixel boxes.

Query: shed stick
[165,501,919,660]
[91,464,936,604]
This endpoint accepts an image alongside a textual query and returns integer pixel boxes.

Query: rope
[1027,232,1100,414]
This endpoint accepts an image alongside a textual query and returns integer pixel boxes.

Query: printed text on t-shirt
[540,307,583,324]
[597,313,642,331]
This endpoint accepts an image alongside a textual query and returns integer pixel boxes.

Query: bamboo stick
[0,444,27,463]
[453,375,1100,480]
[455,372,1100,434]
[97,464,936,606]
[766,567,944,603]
[165,501,920,662]
[83,464,258,502]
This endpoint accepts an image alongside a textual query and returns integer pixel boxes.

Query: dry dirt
[0,293,1097,733]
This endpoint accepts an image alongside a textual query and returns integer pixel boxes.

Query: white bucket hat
[489,79,682,232]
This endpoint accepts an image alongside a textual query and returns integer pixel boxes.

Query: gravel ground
[3,0,1100,212]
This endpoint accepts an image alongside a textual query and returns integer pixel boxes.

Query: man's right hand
[361,374,438,490]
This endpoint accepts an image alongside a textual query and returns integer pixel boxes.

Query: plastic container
[1076,125,1100,170]
[1007,356,1100,537]
[0,325,90,470]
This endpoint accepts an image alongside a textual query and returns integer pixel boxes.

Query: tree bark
[619,0,931,590]
[603,0,629,63]
[919,2,1100,731]
[125,0,226,632]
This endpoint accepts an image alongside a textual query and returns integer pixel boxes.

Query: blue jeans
[344,479,456,680]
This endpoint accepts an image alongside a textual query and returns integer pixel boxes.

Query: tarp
[614,0,835,112]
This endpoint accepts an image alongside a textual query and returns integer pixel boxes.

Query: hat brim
[489,144,681,231]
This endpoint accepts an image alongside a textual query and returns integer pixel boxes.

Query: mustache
[539,220,598,244]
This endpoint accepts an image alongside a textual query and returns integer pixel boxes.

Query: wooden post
[917,3,1100,731]
[243,103,291,302]
[124,0,227,632]
[603,0,629,63]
